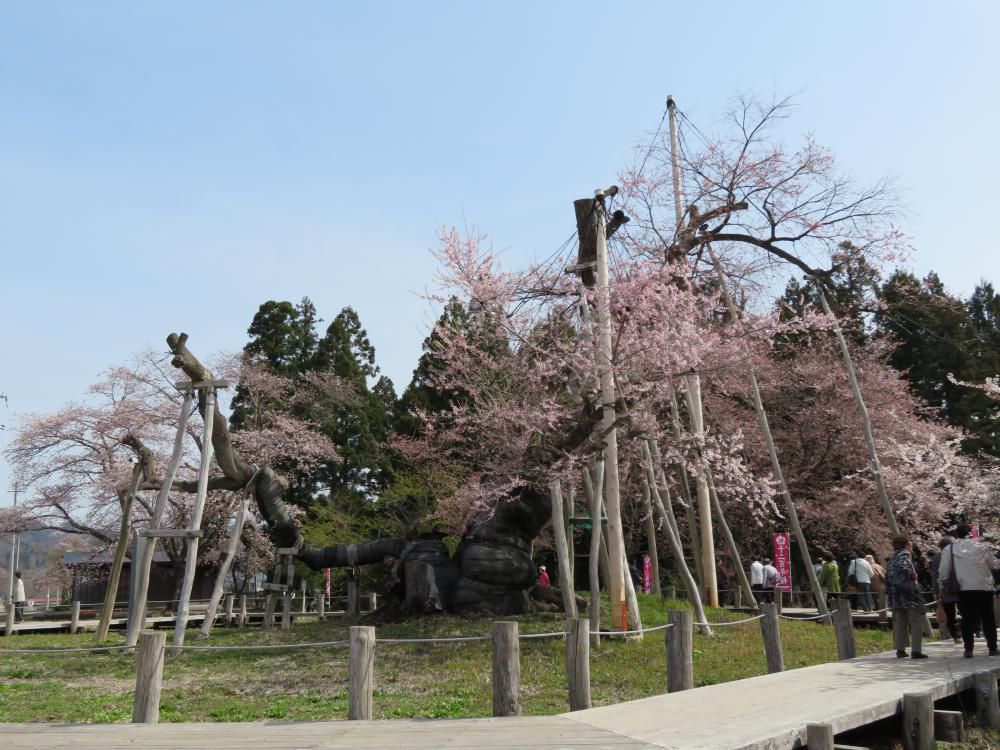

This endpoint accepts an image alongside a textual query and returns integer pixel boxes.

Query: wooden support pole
[282,553,294,630]
[805,723,835,750]
[125,390,194,649]
[198,493,250,640]
[705,469,756,609]
[683,373,719,608]
[582,461,603,648]
[759,603,784,673]
[223,593,234,626]
[933,709,964,743]
[776,589,784,616]
[348,625,375,720]
[833,599,856,660]
[491,621,520,717]
[817,288,899,535]
[4,602,13,636]
[549,480,578,618]
[97,462,142,643]
[237,594,247,629]
[301,580,307,614]
[318,593,325,621]
[666,609,693,692]
[902,692,935,750]
[666,386,704,591]
[132,630,166,724]
[879,592,888,623]
[620,543,643,638]
[69,600,80,634]
[172,387,218,653]
[566,617,591,711]
[975,670,1000,730]
[641,480,661,596]
[347,568,360,619]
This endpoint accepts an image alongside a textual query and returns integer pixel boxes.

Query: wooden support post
[263,593,275,630]
[4,603,13,636]
[132,630,166,724]
[491,621,520,717]
[70,600,80,634]
[348,625,375,720]
[975,670,1000,730]
[172,386,218,653]
[223,593,234,626]
[318,593,325,621]
[759,603,784,673]
[97,462,142,643]
[301,580,307,614]
[902,692,934,750]
[370,592,377,612]
[776,589,784,615]
[566,617,591,711]
[237,595,247,629]
[879,592,888,623]
[666,609,693,693]
[684,373,719,608]
[347,568,360,619]
[735,587,742,609]
[667,585,676,600]
[198,493,250,640]
[641,480,661,596]
[282,554,294,631]
[805,723,835,750]
[833,598,856,660]
[582,460,603,648]
[550,480,578,618]
[933,709,964,743]
[706,469,756,609]
[125,390,194,650]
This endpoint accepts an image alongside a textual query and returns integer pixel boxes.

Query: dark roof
[64,550,170,566]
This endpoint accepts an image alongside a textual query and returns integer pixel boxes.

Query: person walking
[848,554,874,612]
[939,524,1000,658]
[818,556,841,609]
[761,558,779,604]
[749,557,764,600]
[930,535,962,644]
[13,572,26,623]
[887,535,926,659]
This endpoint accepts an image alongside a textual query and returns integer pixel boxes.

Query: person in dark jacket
[939,524,1000,658]
[887,535,926,659]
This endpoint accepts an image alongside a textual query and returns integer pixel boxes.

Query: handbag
[942,546,960,597]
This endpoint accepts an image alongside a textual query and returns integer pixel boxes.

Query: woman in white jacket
[938,524,1000,658]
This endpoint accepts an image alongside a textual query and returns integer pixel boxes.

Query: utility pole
[7,484,19,606]
[667,96,719,608]
[572,188,628,630]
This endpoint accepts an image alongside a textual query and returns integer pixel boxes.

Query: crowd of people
[749,524,1000,659]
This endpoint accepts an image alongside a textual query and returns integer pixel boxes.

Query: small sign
[642,554,652,594]
[772,532,792,592]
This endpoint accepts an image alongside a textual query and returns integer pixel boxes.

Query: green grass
[0,594,916,725]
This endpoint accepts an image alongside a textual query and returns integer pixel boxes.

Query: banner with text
[772,532,792,592]
[642,554,652,594]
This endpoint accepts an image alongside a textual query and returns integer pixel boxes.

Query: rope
[590,622,674,636]
[377,635,491,644]
[519,630,572,640]
[701,614,765,627]
[779,612,831,621]
[182,639,349,652]
[0,645,136,654]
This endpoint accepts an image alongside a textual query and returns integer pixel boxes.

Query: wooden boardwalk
[2,639,998,749]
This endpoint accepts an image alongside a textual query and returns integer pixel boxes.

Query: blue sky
[2,2,998,502]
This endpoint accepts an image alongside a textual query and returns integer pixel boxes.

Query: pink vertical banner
[325,568,331,597]
[772,532,792,592]
[970,523,980,539]
[642,554,652,594]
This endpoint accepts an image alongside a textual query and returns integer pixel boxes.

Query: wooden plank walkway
[2,639,998,749]
[1,612,274,635]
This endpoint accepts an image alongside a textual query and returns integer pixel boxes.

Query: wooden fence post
[805,722,834,750]
[878,591,888,623]
[666,609,693,692]
[347,569,361,619]
[491,621,520,717]
[902,692,934,750]
[237,595,247,628]
[69,600,81,634]
[348,625,375,720]
[975,670,1000,730]
[223,594,234,626]
[759,603,784,673]
[132,630,167,723]
[4,603,13,636]
[775,589,783,615]
[281,554,294,631]
[666,585,676,601]
[566,617,591,711]
[318,593,326,621]
[833,598,856,660]
[370,592,377,612]
[301,581,307,614]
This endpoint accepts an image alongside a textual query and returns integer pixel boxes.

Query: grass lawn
[0,594,899,724]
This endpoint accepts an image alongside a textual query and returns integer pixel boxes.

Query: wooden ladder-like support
[262,548,297,630]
